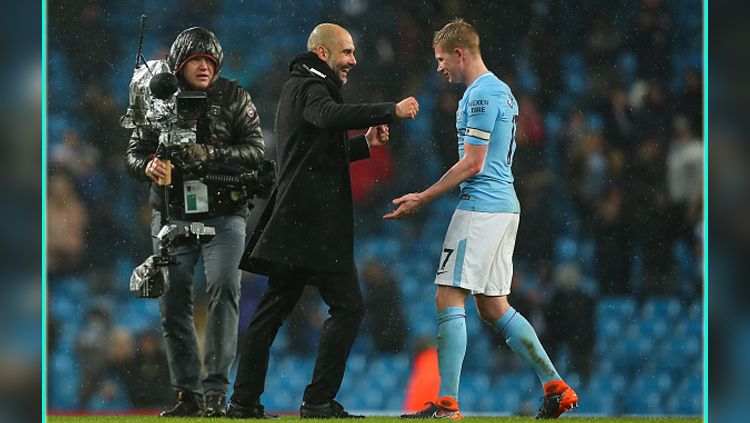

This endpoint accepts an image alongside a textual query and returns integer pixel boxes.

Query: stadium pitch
[48,416,702,423]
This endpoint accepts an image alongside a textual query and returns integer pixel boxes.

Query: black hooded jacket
[125,77,265,218]
[240,52,397,274]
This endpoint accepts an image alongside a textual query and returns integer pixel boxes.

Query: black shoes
[400,397,461,419]
[226,401,279,419]
[204,393,227,417]
[300,400,364,418]
[535,380,579,419]
[159,390,204,417]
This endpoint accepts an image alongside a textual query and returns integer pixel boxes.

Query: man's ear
[454,48,464,61]
[315,45,329,61]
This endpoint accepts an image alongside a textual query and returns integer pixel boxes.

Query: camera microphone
[150,72,179,100]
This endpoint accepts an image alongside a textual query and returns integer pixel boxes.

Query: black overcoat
[240,52,396,274]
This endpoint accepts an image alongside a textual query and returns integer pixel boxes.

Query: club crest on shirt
[247,106,256,119]
[507,97,514,109]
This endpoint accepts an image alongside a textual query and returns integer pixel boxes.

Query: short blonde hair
[433,18,480,55]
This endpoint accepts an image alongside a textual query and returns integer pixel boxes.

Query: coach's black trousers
[230,265,364,406]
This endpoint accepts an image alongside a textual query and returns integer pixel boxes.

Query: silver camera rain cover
[120,59,172,129]
[130,255,169,297]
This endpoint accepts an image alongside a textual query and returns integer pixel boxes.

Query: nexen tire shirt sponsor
[455,72,520,213]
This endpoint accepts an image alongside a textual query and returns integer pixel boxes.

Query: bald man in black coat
[227,23,419,419]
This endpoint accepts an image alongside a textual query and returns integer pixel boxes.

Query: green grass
[47,417,702,423]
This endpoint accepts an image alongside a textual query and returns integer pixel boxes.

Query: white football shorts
[434,209,520,296]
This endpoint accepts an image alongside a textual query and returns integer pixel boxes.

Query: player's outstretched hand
[396,97,419,119]
[383,192,424,219]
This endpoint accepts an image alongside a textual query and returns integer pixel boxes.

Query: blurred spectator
[594,186,633,295]
[361,259,406,353]
[50,130,100,183]
[602,86,635,152]
[512,94,554,270]
[559,110,589,153]
[515,94,545,148]
[78,84,129,157]
[667,115,703,208]
[127,331,173,409]
[628,135,677,298]
[585,15,623,101]
[633,81,672,140]
[86,378,130,412]
[350,130,395,210]
[402,338,439,412]
[677,69,703,135]
[544,263,595,382]
[432,88,462,173]
[513,160,555,273]
[51,1,115,87]
[630,0,673,82]
[566,132,610,232]
[95,327,137,409]
[75,305,115,407]
[47,172,88,277]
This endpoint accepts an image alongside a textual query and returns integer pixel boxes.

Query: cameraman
[125,27,265,417]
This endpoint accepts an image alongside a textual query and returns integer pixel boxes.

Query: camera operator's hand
[182,142,216,164]
[145,157,173,183]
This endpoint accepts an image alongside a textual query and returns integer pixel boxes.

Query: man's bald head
[307,23,349,52]
[306,23,357,84]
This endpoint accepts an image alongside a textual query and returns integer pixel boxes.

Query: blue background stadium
[47,0,703,416]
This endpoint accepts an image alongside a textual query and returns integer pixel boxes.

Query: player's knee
[435,286,466,309]
[476,307,501,324]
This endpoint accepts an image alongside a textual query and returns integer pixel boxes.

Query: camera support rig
[123,15,218,298]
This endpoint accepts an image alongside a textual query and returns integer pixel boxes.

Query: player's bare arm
[384,143,488,219]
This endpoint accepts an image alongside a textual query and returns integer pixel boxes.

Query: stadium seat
[666,375,702,415]
[588,373,626,396]
[637,319,669,341]
[578,389,617,415]
[595,314,624,343]
[687,300,703,321]
[346,353,367,376]
[641,297,682,322]
[597,296,637,322]
[652,340,690,374]
[50,353,80,409]
[492,389,521,414]
[625,391,662,415]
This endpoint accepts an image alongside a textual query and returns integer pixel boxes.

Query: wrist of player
[415,191,432,204]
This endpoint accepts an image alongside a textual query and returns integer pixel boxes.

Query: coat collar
[289,51,343,90]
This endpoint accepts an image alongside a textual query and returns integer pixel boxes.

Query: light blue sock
[436,307,466,400]
[494,307,561,385]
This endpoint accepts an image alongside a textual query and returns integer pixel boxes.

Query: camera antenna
[134,15,153,75]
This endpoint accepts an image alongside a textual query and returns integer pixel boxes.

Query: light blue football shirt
[455,72,520,213]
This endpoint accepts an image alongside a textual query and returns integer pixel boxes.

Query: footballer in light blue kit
[387,19,579,419]
[455,71,520,215]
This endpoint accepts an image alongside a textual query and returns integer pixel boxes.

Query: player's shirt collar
[467,71,494,89]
